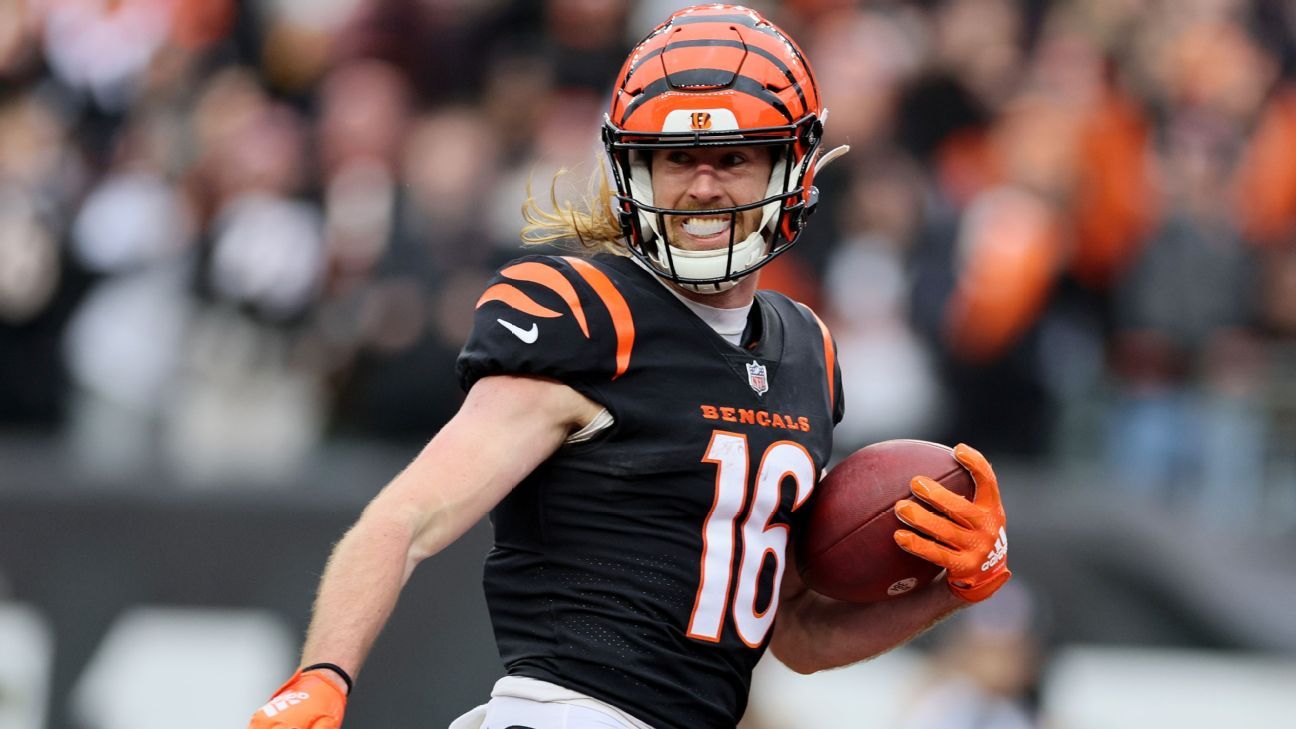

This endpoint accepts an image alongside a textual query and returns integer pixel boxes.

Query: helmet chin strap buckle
[803,187,820,223]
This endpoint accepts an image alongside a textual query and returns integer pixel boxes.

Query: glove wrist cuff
[302,662,353,695]
[948,568,1012,604]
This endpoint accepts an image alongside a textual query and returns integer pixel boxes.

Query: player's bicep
[374,374,599,560]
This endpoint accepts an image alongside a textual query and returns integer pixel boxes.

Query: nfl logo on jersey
[746,360,769,396]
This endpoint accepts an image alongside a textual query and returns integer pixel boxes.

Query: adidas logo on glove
[260,691,311,718]
[980,527,1008,572]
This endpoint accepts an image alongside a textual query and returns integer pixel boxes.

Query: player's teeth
[682,217,729,236]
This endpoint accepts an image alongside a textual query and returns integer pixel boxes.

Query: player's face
[650,146,772,252]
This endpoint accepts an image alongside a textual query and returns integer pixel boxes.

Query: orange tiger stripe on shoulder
[500,261,590,338]
[801,304,836,411]
[475,283,563,319]
[563,257,635,379]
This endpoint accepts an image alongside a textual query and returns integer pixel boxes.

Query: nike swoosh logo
[497,318,538,344]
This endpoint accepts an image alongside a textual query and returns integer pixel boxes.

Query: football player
[247,5,1010,729]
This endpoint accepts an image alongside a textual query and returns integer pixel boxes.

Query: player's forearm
[298,503,422,682]
[771,579,963,674]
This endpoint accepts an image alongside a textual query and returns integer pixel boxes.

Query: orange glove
[248,666,348,729]
[892,443,1011,603]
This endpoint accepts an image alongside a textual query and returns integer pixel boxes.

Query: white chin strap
[628,156,787,294]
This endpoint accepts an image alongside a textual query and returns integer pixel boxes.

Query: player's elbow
[771,649,820,675]
[768,617,829,675]
[362,475,455,561]
[772,632,883,674]
[769,638,831,675]
[351,493,437,567]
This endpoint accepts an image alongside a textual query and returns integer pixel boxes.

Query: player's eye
[721,153,748,168]
[665,151,692,166]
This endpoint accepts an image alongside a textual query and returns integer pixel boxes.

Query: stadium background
[1,0,1295,727]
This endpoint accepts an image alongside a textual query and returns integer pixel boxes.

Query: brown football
[796,439,975,603]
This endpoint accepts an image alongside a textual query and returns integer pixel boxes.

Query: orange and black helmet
[603,4,826,292]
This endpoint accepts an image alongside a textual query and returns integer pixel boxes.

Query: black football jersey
[456,253,843,729]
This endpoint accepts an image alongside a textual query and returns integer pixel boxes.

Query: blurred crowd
[1,0,1294,522]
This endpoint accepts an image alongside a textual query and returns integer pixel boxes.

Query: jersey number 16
[688,431,816,647]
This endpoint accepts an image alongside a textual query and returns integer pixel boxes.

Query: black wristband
[302,662,353,695]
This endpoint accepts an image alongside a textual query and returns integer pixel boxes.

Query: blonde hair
[521,163,628,255]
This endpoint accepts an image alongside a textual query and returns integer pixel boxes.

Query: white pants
[448,677,652,729]
[484,696,636,728]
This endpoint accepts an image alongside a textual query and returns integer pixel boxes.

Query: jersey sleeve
[456,255,622,394]
[796,301,845,426]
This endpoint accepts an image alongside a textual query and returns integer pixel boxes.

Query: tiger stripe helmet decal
[612,9,817,129]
